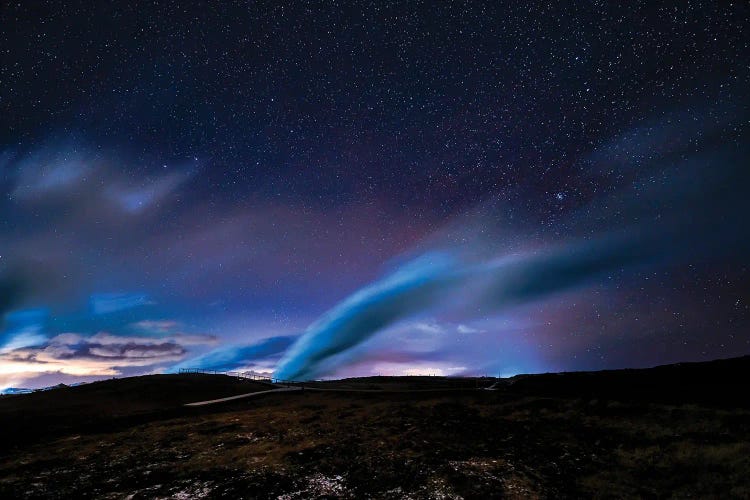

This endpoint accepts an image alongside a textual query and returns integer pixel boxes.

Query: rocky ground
[1,359,749,499]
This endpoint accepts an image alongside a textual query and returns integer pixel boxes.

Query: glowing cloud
[273,241,637,380]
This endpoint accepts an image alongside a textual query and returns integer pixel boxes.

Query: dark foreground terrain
[1,357,749,499]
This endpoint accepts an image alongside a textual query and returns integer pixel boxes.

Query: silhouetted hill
[496,355,750,407]
[0,374,271,446]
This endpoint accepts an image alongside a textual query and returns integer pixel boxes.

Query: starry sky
[1,1,748,389]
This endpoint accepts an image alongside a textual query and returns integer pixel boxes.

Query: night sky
[1,1,748,389]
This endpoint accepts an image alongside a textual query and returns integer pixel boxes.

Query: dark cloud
[0,274,26,317]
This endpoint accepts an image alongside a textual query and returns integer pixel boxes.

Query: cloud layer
[0,329,216,391]
[275,108,749,380]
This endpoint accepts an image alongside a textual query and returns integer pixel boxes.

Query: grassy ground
[0,374,272,447]
[0,362,749,498]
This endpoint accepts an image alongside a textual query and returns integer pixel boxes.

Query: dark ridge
[0,374,272,450]
[496,355,750,407]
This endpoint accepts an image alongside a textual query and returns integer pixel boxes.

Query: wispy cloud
[130,320,180,334]
[11,149,92,199]
[86,331,217,346]
[457,324,484,334]
[107,170,194,214]
[90,293,153,315]
[1,308,48,352]
[0,326,47,352]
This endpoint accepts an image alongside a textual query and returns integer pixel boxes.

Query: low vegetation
[1,359,748,498]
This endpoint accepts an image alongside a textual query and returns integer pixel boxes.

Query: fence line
[178,368,271,381]
[178,368,307,386]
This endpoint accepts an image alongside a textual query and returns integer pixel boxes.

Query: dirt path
[184,386,302,406]
[184,385,484,406]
